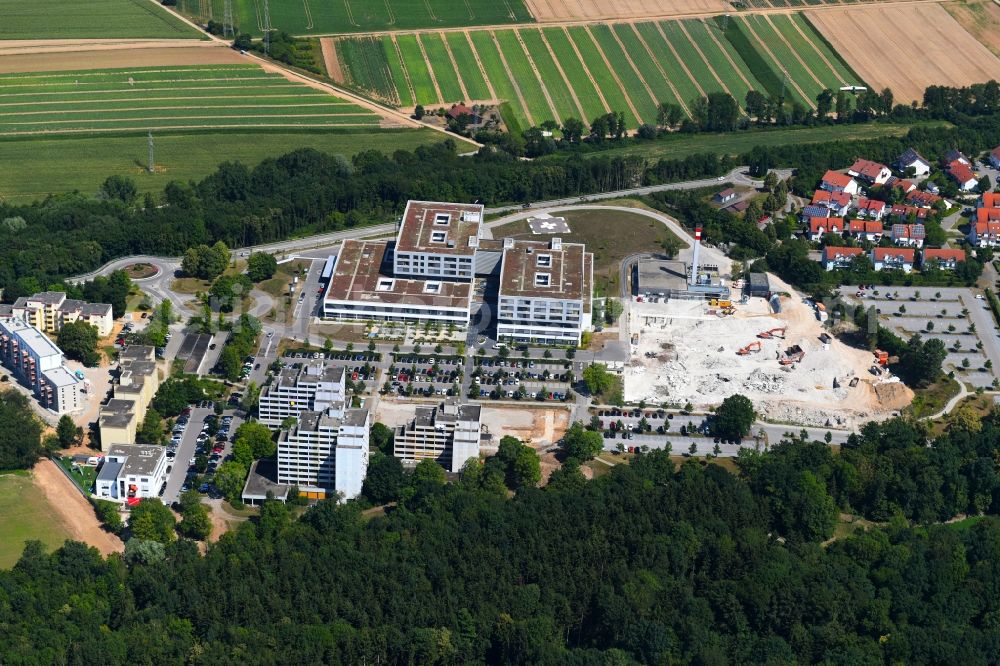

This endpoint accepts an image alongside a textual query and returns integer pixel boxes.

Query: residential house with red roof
[854,198,888,220]
[871,247,915,273]
[848,159,892,185]
[889,204,929,222]
[990,146,1000,170]
[807,216,842,241]
[821,246,865,271]
[947,159,979,191]
[891,223,925,248]
[811,190,851,216]
[905,190,942,208]
[980,192,1000,208]
[820,170,860,195]
[896,148,932,176]
[887,176,917,194]
[969,216,1000,247]
[921,248,966,270]
[847,219,883,242]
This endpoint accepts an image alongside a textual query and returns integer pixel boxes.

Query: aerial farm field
[807,3,1000,103]
[327,14,868,130]
[0,0,202,40]
[176,0,533,36]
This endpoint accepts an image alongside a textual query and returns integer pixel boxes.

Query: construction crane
[736,341,762,356]
[757,327,787,340]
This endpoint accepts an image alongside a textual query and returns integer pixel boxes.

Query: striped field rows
[0,65,381,136]
[337,13,863,130]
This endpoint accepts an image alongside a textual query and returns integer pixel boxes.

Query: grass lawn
[58,457,98,494]
[0,0,202,39]
[0,473,74,569]
[492,207,687,295]
[555,122,949,162]
[0,128,448,203]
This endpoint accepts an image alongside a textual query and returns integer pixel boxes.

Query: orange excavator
[737,341,762,356]
[757,327,787,340]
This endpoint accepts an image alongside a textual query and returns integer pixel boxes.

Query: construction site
[623,229,913,428]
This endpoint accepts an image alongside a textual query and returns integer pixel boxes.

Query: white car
[976,294,985,300]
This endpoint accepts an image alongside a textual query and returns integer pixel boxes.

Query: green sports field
[0,65,381,136]
[177,0,533,36]
[0,0,202,39]
[0,473,73,569]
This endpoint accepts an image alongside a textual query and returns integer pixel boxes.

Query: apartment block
[277,407,370,501]
[392,200,483,280]
[12,291,114,338]
[496,237,593,345]
[258,361,347,427]
[98,346,160,451]
[0,316,85,414]
[323,240,473,326]
[394,401,483,473]
[98,399,139,450]
[95,444,167,502]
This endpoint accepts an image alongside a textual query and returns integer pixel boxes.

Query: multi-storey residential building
[871,248,915,273]
[258,361,347,426]
[392,200,483,280]
[807,216,843,240]
[394,400,483,473]
[94,444,167,502]
[276,406,370,501]
[496,237,593,345]
[98,346,160,451]
[891,223,926,247]
[922,248,966,270]
[0,316,85,413]
[847,219,884,242]
[323,240,473,326]
[12,291,114,338]
[821,246,865,271]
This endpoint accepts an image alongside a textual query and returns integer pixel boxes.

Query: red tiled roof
[890,204,928,220]
[923,249,965,262]
[811,190,851,207]
[810,216,842,233]
[855,197,887,212]
[873,248,915,261]
[448,103,474,118]
[821,170,854,189]
[888,177,916,193]
[848,220,882,233]
[823,246,864,261]
[982,193,1000,208]
[905,190,941,207]
[849,158,888,180]
[991,146,1000,160]
[974,221,1000,235]
[977,207,1000,224]
[891,223,925,239]
[948,159,976,184]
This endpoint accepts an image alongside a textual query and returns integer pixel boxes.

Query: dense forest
[3,407,1000,663]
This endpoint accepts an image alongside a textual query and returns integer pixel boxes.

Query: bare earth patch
[525,0,728,22]
[0,45,246,74]
[319,37,343,82]
[944,0,1000,59]
[807,3,1000,104]
[32,459,124,557]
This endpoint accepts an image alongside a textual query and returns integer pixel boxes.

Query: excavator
[779,345,805,366]
[757,327,787,340]
[736,341,762,356]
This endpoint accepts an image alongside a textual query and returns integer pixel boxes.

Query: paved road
[960,290,1000,375]
[162,406,212,503]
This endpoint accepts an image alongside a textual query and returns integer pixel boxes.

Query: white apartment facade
[394,401,482,473]
[94,444,167,501]
[496,238,594,345]
[258,361,347,427]
[0,315,85,414]
[12,291,114,338]
[277,407,370,501]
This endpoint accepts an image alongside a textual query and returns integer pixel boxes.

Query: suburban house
[922,248,966,270]
[811,190,851,215]
[947,159,979,191]
[981,192,1000,208]
[820,170,860,195]
[891,223,926,247]
[848,158,892,185]
[989,146,1000,169]
[871,247,915,273]
[896,148,933,176]
[847,219,884,242]
[905,190,942,208]
[714,188,738,204]
[889,204,929,221]
[854,198,888,220]
[969,220,1000,247]
[887,176,917,194]
[801,205,831,220]
[944,149,971,166]
[808,216,842,240]
[821,246,865,271]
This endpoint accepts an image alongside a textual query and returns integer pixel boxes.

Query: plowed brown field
[807,3,1000,104]
[945,0,1000,59]
[525,0,728,22]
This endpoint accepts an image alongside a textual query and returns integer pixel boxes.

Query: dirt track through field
[563,26,610,113]
[652,22,705,100]
[490,30,535,125]
[439,32,470,101]
[32,459,123,557]
[0,46,245,74]
[739,16,817,109]
[514,28,561,122]
[537,28,587,118]
[631,24,689,115]
[699,18,754,91]
[808,3,1000,103]
[415,34,444,103]
[319,37,344,82]
[762,15,825,90]
[676,20,737,107]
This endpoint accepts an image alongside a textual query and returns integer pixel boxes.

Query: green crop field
[333,12,860,130]
[337,37,399,103]
[0,65,381,136]
[0,473,73,570]
[178,0,532,36]
[0,0,202,39]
